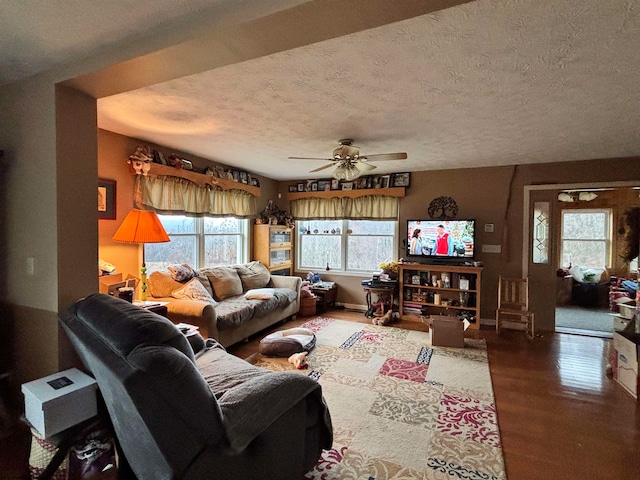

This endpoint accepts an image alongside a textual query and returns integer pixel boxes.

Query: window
[145,215,248,274]
[297,220,397,273]
[532,201,550,264]
[560,209,611,267]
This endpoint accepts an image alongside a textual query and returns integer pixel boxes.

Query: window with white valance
[134,175,257,217]
[291,194,399,274]
[290,195,398,220]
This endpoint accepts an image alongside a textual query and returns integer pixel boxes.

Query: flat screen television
[406,219,475,263]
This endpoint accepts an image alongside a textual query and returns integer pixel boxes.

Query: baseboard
[337,302,367,312]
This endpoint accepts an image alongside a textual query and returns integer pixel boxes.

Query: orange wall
[98,129,279,290]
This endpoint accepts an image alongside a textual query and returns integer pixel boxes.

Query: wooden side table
[134,301,169,317]
[311,286,337,313]
[363,285,397,316]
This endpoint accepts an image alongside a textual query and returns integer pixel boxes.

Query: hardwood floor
[2,309,638,479]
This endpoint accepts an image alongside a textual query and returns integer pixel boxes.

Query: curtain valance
[134,175,256,217]
[290,195,398,220]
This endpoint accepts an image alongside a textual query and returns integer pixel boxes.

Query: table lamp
[112,209,170,301]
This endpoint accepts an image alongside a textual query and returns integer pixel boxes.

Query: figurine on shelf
[128,145,153,175]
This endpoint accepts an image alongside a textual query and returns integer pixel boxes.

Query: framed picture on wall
[380,175,391,189]
[392,172,411,187]
[98,179,116,220]
[297,183,305,192]
[331,179,340,190]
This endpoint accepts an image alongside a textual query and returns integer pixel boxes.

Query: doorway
[524,181,639,337]
[555,206,614,338]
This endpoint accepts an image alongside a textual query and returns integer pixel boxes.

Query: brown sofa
[147,261,301,347]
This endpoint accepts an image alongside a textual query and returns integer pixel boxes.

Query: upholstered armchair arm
[152,297,219,340]
[269,275,302,292]
[218,372,324,453]
[269,276,302,311]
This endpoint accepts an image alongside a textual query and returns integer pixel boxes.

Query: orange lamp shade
[112,209,170,244]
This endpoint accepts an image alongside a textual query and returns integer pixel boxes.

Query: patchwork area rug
[251,318,506,480]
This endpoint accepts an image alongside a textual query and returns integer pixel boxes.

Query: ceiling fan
[288,139,408,180]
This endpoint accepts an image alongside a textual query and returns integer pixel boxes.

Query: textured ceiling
[98,0,640,180]
[0,0,305,86]
[4,1,640,181]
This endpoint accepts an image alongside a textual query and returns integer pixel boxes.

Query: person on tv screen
[435,224,453,256]
[409,228,423,255]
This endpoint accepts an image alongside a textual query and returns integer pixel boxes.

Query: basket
[412,293,428,302]
[299,295,317,316]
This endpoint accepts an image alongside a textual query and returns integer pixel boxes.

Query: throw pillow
[207,267,243,301]
[148,271,183,298]
[236,261,271,290]
[168,264,197,282]
[245,288,276,300]
[172,278,217,305]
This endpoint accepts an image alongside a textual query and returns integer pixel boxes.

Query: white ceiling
[3,0,640,181]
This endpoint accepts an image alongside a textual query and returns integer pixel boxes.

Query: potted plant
[379,261,399,280]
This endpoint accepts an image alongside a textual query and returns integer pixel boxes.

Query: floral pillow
[172,278,217,305]
[168,264,197,282]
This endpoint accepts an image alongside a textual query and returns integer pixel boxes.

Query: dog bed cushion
[259,327,316,357]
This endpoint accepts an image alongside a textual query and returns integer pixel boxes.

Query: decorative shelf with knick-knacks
[132,163,261,197]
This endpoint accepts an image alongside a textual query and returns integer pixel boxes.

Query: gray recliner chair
[59,294,332,480]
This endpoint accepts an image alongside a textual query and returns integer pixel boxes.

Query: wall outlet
[27,257,35,275]
[481,244,502,254]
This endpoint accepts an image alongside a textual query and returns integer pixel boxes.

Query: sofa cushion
[206,267,243,301]
[236,261,271,291]
[216,288,298,330]
[172,278,217,306]
[168,264,197,282]
[149,271,184,298]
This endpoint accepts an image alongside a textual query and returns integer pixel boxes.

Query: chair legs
[526,313,535,340]
[495,311,535,340]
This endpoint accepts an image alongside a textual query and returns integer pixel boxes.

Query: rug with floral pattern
[251,318,506,480]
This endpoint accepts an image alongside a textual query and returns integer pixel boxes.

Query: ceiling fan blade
[360,152,407,161]
[309,163,336,173]
[288,156,334,161]
[355,161,377,172]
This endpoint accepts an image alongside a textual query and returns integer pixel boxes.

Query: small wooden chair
[496,276,535,339]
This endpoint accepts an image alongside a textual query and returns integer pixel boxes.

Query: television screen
[407,219,475,261]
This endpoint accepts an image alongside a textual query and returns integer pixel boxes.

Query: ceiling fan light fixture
[333,163,361,181]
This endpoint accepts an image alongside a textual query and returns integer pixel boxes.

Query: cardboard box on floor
[99,273,139,295]
[423,315,470,348]
[612,322,639,399]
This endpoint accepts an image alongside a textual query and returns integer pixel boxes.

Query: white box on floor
[21,368,98,438]
[613,332,639,399]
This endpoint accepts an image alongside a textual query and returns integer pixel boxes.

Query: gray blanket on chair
[196,342,331,453]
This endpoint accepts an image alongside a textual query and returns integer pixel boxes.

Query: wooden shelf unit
[398,263,483,329]
[253,224,293,275]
